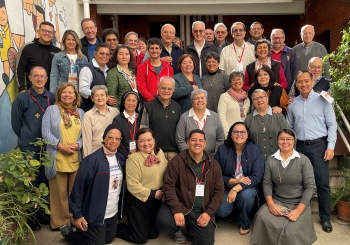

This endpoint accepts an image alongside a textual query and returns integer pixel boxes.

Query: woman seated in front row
[250,128,316,245]
[214,122,264,236]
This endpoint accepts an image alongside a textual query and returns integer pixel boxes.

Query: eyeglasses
[232,130,247,135]
[309,66,322,70]
[160,87,174,91]
[278,138,294,142]
[233,29,245,33]
[193,30,204,33]
[251,28,262,31]
[163,31,175,35]
[272,37,284,41]
[41,29,55,35]
[128,39,138,43]
[106,38,118,42]
[138,138,154,144]
[83,27,96,32]
[98,52,111,56]
[206,60,218,64]
[215,31,227,35]
[107,136,122,141]
[32,75,47,79]
[193,97,207,101]
[93,94,106,98]
[252,96,267,101]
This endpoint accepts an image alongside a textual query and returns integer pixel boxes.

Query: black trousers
[297,137,331,221]
[157,204,216,245]
[65,213,118,245]
[116,191,162,244]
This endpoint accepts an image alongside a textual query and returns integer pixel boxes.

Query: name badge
[195,183,205,197]
[129,140,136,151]
[236,62,243,71]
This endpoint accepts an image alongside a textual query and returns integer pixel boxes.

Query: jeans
[216,188,256,229]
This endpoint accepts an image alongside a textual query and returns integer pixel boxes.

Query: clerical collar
[302,41,314,49]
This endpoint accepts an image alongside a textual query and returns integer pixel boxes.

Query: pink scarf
[227,88,248,102]
[144,154,161,167]
[103,145,117,157]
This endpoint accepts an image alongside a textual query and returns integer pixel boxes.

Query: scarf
[103,145,117,157]
[255,57,272,70]
[117,64,137,90]
[144,154,161,167]
[227,88,247,102]
[58,104,80,129]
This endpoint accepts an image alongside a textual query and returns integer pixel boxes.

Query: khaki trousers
[49,171,77,229]
[163,151,178,161]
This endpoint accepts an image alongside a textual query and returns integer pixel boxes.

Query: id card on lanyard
[195,162,206,197]
[128,119,137,151]
[233,43,245,72]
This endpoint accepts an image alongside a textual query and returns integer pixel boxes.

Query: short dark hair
[224,122,253,148]
[102,28,120,42]
[39,21,54,29]
[147,37,162,49]
[188,129,206,141]
[296,70,313,81]
[112,45,135,74]
[205,52,220,63]
[81,18,96,29]
[138,37,147,45]
[178,54,196,73]
[135,128,160,155]
[277,128,295,140]
[94,43,111,52]
[254,40,271,59]
[250,21,264,30]
[253,65,276,89]
[229,71,244,83]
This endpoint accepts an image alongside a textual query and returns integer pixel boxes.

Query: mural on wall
[0,0,69,153]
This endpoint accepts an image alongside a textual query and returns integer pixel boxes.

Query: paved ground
[33,213,350,245]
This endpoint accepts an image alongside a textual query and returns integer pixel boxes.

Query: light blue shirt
[286,90,337,149]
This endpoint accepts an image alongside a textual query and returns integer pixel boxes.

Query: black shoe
[321,219,333,233]
[60,224,73,237]
[27,218,41,231]
[37,215,50,225]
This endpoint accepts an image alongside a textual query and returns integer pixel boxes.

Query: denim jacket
[50,51,88,92]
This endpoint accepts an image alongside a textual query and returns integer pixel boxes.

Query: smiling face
[256,43,269,60]
[126,34,138,50]
[230,75,244,92]
[124,94,138,114]
[296,72,313,98]
[105,34,119,52]
[231,23,246,42]
[192,23,205,43]
[192,92,207,110]
[94,47,111,66]
[116,47,131,66]
[206,58,219,73]
[137,132,155,154]
[29,68,48,91]
[301,25,315,46]
[214,25,228,43]
[148,44,161,60]
[60,85,76,107]
[250,23,264,40]
[271,30,285,51]
[252,91,268,111]
[103,129,122,152]
[161,24,176,46]
[307,57,323,80]
[138,40,147,53]
[180,56,194,74]
[91,89,107,107]
[158,78,175,101]
[64,34,77,52]
[39,24,55,45]
[278,132,295,154]
[204,29,214,43]
[231,124,248,147]
[82,20,97,41]
[187,132,206,156]
[257,69,270,87]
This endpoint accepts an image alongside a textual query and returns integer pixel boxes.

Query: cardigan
[176,109,225,156]
[42,105,84,180]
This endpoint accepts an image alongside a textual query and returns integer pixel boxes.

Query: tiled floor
[33,213,350,245]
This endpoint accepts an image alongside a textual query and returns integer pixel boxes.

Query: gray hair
[229,70,244,82]
[270,28,285,40]
[252,88,267,97]
[301,24,314,34]
[192,21,205,30]
[125,31,138,43]
[214,23,227,32]
[159,76,175,87]
[308,57,322,66]
[231,22,246,34]
[205,52,220,63]
[91,85,108,97]
[191,89,208,100]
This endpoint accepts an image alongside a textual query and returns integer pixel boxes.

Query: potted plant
[331,168,350,221]
[0,139,52,244]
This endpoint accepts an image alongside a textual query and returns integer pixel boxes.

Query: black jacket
[16,38,61,91]
[184,41,217,77]
[80,36,103,61]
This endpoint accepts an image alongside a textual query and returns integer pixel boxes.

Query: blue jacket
[69,148,126,226]
[160,42,183,74]
[50,51,88,92]
[279,45,299,90]
[214,141,265,205]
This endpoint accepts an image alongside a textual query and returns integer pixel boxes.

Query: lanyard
[127,118,137,140]
[195,119,206,130]
[196,162,206,183]
[28,89,50,113]
[233,43,246,63]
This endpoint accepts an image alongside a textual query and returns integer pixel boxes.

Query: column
[82,0,90,18]
[186,15,191,46]
[180,15,185,42]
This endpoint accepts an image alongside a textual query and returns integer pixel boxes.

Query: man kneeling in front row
[157,129,224,245]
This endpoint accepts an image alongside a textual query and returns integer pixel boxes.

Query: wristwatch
[232,186,238,192]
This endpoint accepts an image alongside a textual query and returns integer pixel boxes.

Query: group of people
[10,16,337,245]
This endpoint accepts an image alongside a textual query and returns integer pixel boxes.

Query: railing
[336,103,350,153]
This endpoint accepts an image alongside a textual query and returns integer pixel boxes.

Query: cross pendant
[263,127,266,132]
[279,177,282,183]
[35,113,40,118]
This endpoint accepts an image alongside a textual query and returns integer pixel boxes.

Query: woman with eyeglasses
[173,54,203,113]
[79,43,113,112]
[138,37,147,54]
[50,30,88,92]
[112,91,141,158]
[106,45,137,110]
[245,89,289,161]
[243,40,288,92]
[125,32,145,67]
[82,85,120,158]
[201,52,230,113]
[116,128,168,244]
[102,28,120,68]
[250,128,316,245]
[214,122,264,236]
[247,65,288,114]
[176,89,224,157]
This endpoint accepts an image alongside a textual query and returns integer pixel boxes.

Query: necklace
[278,164,288,183]
[258,115,268,132]
[208,71,219,87]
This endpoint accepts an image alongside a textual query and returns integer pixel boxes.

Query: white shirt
[123,110,136,124]
[194,40,205,77]
[79,58,109,99]
[105,155,123,219]
[272,149,300,168]
[188,108,211,130]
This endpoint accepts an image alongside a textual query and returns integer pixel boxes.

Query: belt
[297,136,327,145]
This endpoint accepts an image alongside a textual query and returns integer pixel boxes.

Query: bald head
[161,24,176,46]
[307,57,323,79]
